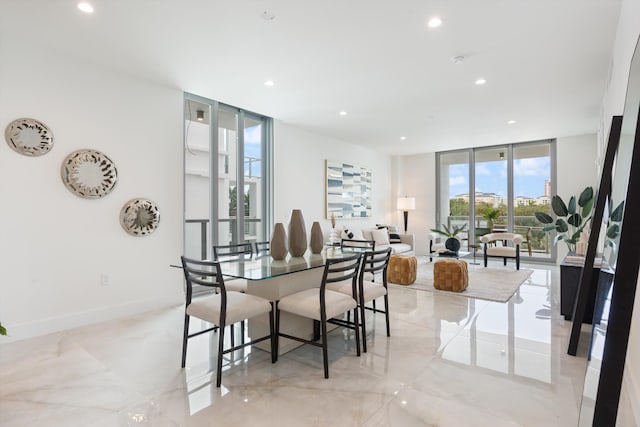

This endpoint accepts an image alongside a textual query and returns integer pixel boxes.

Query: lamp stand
[403,210,409,233]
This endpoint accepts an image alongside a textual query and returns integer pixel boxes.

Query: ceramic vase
[288,209,307,257]
[270,222,288,260]
[310,221,323,254]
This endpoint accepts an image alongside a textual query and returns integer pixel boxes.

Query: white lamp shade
[397,197,415,210]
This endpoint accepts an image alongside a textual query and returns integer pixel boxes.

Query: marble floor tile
[0,261,590,426]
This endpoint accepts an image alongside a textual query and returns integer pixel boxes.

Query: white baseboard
[0,292,184,344]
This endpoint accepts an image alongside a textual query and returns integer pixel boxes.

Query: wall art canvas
[326,160,372,218]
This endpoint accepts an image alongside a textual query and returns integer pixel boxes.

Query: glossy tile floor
[0,258,590,426]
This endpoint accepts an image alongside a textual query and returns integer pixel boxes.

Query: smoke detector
[261,11,275,21]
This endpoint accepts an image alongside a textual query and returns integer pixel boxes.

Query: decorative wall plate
[61,149,118,198]
[119,198,160,236]
[5,118,54,156]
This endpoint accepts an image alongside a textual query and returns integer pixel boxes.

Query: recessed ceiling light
[339,111,348,116]
[400,136,407,140]
[77,2,94,13]
[475,78,487,85]
[264,80,275,87]
[427,17,442,28]
[507,120,516,124]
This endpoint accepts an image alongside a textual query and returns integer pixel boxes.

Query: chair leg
[274,302,280,363]
[353,308,361,357]
[360,301,367,353]
[181,314,190,368]
[503,257,507,266]
[216,322,226,388]
[241,320,245,345]
[384,294,391,337]
[230,324,235,348]
[313,320,320,341]
[321,319,329,379]
[269,303,276,364]
[484,251,488,267]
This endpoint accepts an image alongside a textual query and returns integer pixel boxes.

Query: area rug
[391,260,533,303]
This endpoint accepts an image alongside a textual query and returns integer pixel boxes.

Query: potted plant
[430,223,467,253]
[535,187,594,252]
[482,207,501,231]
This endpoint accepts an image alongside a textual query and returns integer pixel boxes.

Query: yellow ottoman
[433,259,468,292]
[387,255,417,285]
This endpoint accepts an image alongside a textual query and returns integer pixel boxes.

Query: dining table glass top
[218,247,365,280]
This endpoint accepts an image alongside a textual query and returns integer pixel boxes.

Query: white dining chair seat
[486,246,517,257]
[278,288,357,321]
[327,280,387,302]
[187,291,272,326]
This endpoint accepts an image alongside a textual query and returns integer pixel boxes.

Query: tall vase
[270,222,288,260]
[310,221,323,254]
[288,209,307,257]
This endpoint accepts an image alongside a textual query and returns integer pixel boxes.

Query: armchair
[480,232,523,270]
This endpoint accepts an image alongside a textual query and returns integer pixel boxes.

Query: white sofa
[350,227,415,255]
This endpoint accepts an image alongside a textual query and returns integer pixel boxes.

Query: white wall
[273,122,393,237]
[555,134,599,261]
[394,153,436,256]
[0,37,185,341]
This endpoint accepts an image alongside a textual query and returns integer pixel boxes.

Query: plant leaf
[568,196,576,215]
[581,198,594,218]
[535,212,553,224]
[578,187,594,207]
[0,323,6,336]
[554,234,565,245]
[567,213,582,227]
[543,224,556,232]
[555,218,568,233]
[551,195,568,217]
[607,224,620,239]
[610,201,625,222]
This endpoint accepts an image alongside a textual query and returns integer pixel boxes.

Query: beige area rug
[391,260,533,303]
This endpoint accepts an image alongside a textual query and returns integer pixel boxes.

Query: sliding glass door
[184,93,272,261]
[436,140,555,262]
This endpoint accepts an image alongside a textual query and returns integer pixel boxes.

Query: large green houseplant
[535,187,594,252]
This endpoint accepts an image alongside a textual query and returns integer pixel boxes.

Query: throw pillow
[371,228,390,246]
[389,232,402,244]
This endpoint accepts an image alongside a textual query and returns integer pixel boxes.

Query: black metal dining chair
[274,252,363,379]
[254,241,270,257]
[180,256,275,387]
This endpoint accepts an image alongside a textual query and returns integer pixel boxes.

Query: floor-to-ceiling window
[183,93,272,261]
[436,140,555,262]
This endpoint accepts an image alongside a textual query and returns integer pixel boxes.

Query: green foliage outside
[0,322,6,336]
[228,186,251,217]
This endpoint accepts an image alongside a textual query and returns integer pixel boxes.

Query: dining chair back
[180,256,275,387]
[213,242,254,261]
[254,241,270,257]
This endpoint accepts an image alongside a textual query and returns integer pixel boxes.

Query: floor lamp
[397,196,415,233]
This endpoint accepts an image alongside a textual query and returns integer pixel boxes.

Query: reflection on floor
[0,259,589,426]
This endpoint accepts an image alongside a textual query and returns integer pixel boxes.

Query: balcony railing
[446,215,551,256]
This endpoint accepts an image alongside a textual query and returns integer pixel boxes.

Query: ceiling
[0,1,622,155]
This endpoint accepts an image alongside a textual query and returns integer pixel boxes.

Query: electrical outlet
[100,273,109,286]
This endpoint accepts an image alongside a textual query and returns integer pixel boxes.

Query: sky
[244,124,262,177]
[449,156,550,199]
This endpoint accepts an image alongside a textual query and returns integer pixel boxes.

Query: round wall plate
[5,118,54,156]
[61,149,118,198]
[119,198,160,236]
